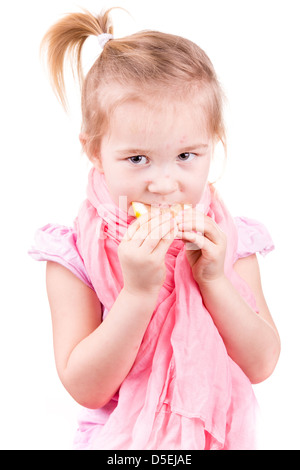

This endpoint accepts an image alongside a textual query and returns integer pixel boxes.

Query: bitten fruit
[131,202,192,218]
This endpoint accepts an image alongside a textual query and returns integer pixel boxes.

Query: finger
[131,212,173,243]
[202,217,226,245]
[177,213,224,245]
[123,211,152,241]
[149,225,177,257]
[179,230,215,253]
[178,230,204,250]
[174,206,195,225]
[148,213,176,241]
[139,215,176,253]
[176,209,204,233]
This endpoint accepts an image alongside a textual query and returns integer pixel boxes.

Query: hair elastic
[98,33,114,49]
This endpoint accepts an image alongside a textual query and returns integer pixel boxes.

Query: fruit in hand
[131,202,191,218]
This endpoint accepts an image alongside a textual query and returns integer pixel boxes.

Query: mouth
[130,201,192,218]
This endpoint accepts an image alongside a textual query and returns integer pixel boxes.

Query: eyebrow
[116,143,209,155]
[179,143,209,153]
[116,147,152,156]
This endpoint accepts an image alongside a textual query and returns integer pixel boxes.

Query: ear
[79,133,104,173]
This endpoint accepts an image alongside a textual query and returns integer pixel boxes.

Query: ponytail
[41,8,226,158]
[40,9,114,109]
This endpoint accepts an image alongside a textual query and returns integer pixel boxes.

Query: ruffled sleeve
[234,216,275,262]
[28,223,93,290]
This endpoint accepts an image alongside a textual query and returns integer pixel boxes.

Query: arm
[46,261,158,409]
[177,211,280,384]
[46,211,176,409]
[200,254,280,383]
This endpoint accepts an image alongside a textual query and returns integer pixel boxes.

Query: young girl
[29,8,280,450]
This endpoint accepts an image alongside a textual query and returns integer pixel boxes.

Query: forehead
[105,92,211,146]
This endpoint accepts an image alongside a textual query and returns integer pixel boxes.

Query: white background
[0,0,299,449]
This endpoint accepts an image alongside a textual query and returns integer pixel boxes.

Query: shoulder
[234,216,274,261]
[29,223,93,289]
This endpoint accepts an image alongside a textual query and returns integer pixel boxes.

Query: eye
[128,155,148,165]
[177,152,196,162]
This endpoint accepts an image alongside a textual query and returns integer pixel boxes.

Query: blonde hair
[41,8,226,158]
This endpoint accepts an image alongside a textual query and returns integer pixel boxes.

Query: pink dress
[29,215,274,449]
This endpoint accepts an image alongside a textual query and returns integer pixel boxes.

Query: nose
[147,171,178,196]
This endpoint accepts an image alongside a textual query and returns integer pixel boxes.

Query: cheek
[189,189,205,206]
[187,166,210,203]
[106,177,142,210]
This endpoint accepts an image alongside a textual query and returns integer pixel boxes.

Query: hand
[118,211,176,296]
[176,208,227,285]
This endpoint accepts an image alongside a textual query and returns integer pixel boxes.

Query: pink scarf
[75,168,258,450]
